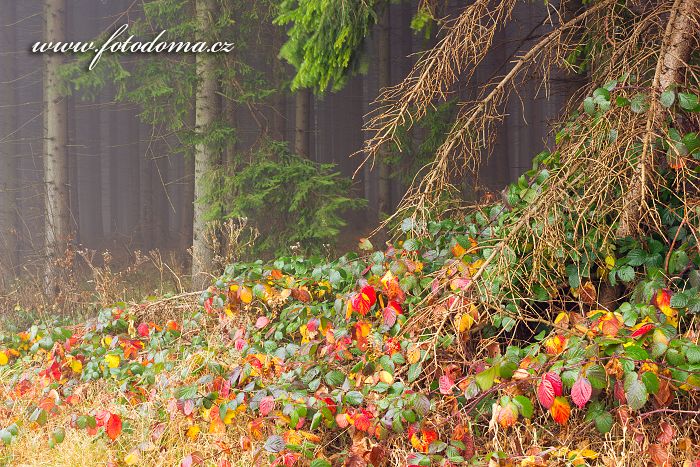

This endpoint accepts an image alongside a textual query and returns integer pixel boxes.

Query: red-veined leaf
[543,372,563,396]
[438,374,454,395]
[259,396,275,417]
[571,377,592,409]
[537,379,555,409]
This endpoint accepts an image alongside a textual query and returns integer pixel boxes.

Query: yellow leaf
[124,451,140,465]
[104,354,120,369]
[70,359,83,373]
[605,255,615,269]
[0,351,8,366]
[186,425,200,440]
[407,345,421,365]
[239,286,253,304]
[223,409,236,424]
[469,259,484,276]
[456,313,474,333]
[378,370,394,385]
[381,270,395,288]
[554,312,569,325]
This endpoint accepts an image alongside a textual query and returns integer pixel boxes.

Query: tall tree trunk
[99,94,113,241]
[376,4,391,218]
[138,123,153,250]
[180,54,196,255]
[191,0,220,288]
[271,28,287,142]
[127,108,140,241]
[43,0,69,297]
[67,96,79,244]
[295,89,310,157]
[618,0,699,236]
[66,5,79,246]
[0,0,19,283]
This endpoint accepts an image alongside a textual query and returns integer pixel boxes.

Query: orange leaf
[106,413,122,441]
[550,397,571,425]
[497,403,518,428]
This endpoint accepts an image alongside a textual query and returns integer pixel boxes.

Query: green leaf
[670,291,689,308]
[310,460,332,467]
[623,372,648,410]
[566,263,581,288]
[310,411,323,431]
[594,411,613,434]
[630,94,649,113]
[174,385,198,400]
[660,90,676,108]
[583,97,596,115]
[407,362,422,383]
[666,348,685,366]
[513,395,534,418]
[624,345,649,361]
[641,372,660,394]
[679,92,699,111]
[626,249,647,267]
[344,391,364,406]
[324,370,345,387]
[617,266,636,283]
[585,364,607,389]
[650,341,668,359]
[686,344,700,364]
[476,366,497,391]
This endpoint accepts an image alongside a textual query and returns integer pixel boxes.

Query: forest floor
[0,235,699,466]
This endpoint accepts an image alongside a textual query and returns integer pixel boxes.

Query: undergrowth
[0,184,698,465]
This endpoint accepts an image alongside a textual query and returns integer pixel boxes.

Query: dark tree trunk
[376,4,391,218]
[0,0,19,282]
[295,89,310,157]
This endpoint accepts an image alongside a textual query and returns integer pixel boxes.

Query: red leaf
[631,323,654,338]
[537,379,555,409]
[259,396,275,417]
[571,377,592,409]
[543,372,563,396]
[360,285,376,307]
[353,412,371,432]
[658,421,675,445]
[255,316,270,329]
[647,443,670,467]
[137,323,150,337]
[184,399,195,416]
[382,306,397,327]
[614,379,627,404]
[105,413,122,441]
[439,374,454,395]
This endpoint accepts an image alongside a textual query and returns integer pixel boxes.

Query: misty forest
[0,0,699,465]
